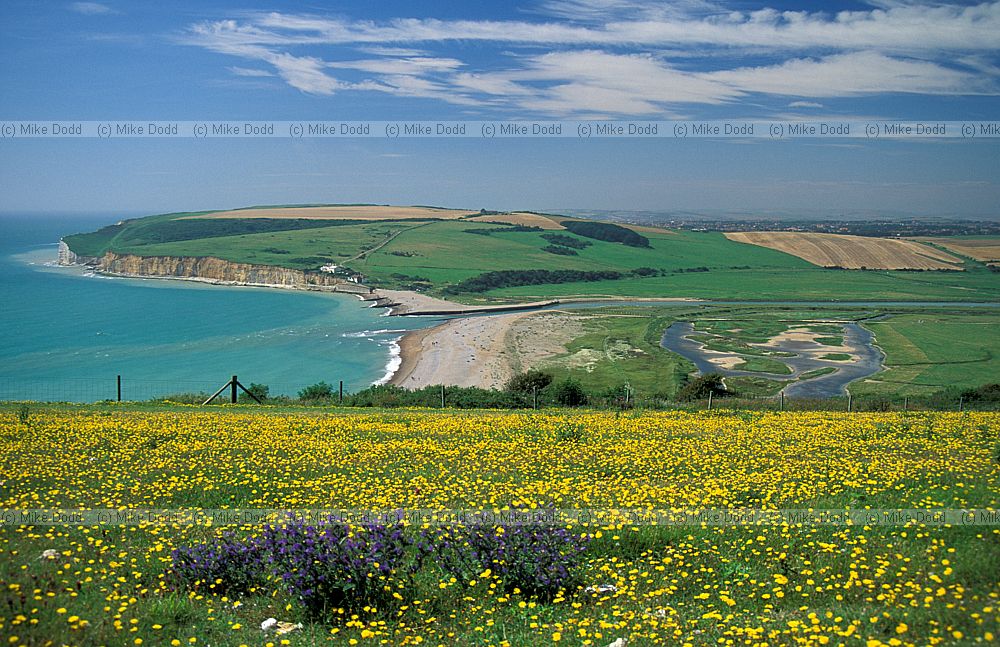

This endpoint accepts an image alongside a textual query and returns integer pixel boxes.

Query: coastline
[388,325,438,386]
[55,252,683,388]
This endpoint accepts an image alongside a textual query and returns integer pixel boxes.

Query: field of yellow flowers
[0,405,997,646]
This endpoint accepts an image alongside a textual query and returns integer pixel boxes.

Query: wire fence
[0,375,995,412]
[0,376,304,404]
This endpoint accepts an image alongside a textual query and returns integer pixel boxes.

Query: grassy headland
[62,206,1000,303]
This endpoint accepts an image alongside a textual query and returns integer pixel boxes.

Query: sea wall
[93,251,362,292]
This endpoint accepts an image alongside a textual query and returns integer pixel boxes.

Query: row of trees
[443,269,623,294]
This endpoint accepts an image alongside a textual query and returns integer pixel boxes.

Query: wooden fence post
[117,375,121,402]
[339,380,344,404]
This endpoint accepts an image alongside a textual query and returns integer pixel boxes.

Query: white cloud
[524,50,740,104]
[363,75,482,106]
[265,53,343,95]
[228,66,273,77]
[357,46,429,57]
[188,3,1000,52]
[179,3,1000,114]
[451,72,533,96]
[706,51,992,97]
[535,0,724,21]
[70,2,116,15]
[326,57,464,76]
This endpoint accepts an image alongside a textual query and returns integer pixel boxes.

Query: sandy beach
[390,311,586,388]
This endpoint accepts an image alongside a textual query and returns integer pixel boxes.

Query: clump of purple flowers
[170,532,265,595]
[422,520,591,601]
[261,516,411,618]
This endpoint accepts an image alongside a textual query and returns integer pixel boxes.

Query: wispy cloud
[705,51,992,97]
[189,4,1000,52]
[228,66,273,77]
[179,2,1000,115]
[70,2,116,15]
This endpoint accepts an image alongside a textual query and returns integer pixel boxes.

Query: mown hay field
[916,238,1000,264]
[1,407,997,646]
[725,232,964,271]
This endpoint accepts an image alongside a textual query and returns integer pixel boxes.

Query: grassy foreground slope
[1,406,997,645]
[63,206,1000,302]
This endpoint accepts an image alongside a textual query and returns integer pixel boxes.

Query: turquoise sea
[0,214,434,401]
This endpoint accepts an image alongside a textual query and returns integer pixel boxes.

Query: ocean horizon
[0,213,433,401]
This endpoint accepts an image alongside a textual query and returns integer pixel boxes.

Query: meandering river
[660,321,885,398]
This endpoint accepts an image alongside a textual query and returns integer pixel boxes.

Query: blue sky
[1,0,998,217]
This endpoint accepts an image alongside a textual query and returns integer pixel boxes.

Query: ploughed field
[1,407,998,646]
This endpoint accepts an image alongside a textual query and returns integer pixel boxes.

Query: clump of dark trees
[560,220,651,248]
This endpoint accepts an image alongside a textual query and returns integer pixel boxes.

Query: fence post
[339,380,344,404]
[959,396,963,412]
[440,384,445,408]
[779,391,784,411]
[117,375,121,402]
[532,385,538,410]
[903,397,908,412]
[707,390,713,411]
[847,394,853,412]
[231,375,238,404]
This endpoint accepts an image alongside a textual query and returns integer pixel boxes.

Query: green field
[62,207,1000,303]
[527,307,687,397]
[851,312,1000,397]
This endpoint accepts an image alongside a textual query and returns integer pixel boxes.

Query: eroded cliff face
[57,240,97,266]
[96,252,360,291]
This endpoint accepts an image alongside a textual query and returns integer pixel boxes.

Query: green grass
[532,308,689,397]
[852,312,1000,396]
[733,356,793,375]
[798,367,838,380]
[114,221,427,270]
[821,353,853,361]
[492,266,1000,302]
